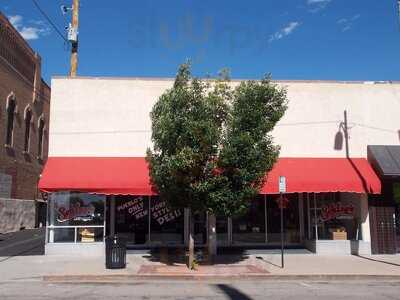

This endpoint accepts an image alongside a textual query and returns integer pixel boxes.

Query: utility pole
[69,0,79,77]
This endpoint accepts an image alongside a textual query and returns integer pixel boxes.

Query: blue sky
[2,0,400,83]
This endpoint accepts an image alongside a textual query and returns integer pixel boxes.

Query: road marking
[299,282,318,289]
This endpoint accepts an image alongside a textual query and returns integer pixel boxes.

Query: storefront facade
[40,77,400,255]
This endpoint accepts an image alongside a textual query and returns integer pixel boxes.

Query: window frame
[37,114,45,159]
[23,105,32,153]
[5,93,16,147]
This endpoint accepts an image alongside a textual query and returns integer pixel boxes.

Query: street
[0,280,399,300]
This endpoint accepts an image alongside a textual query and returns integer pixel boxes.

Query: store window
[232,196,266,244]
[150,196,184,245]
[216,216,229,245]
[194,212,207,244]
[115,196,149,245]
[309,193,358,240]
[47,192,105,243]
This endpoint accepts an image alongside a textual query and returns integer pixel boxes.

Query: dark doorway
[115,196,149,245]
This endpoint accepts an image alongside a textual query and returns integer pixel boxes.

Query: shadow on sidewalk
[0,243,44,263]
[353,255,400,267]
[142,247,249,266]
[0,228,45,261]
[214,284,253,300]
[255,256,282,269]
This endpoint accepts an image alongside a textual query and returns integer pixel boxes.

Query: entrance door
[267,194,300,244]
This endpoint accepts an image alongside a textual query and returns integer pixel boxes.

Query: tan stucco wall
[49,77,400,158]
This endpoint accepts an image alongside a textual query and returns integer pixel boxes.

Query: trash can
[105,235,126,269]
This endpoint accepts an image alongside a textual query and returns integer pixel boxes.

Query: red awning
[39,157,381,196]
[39,157,156,195]
[260,158,381,194]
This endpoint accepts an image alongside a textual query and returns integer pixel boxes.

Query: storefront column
[47,194,54,243]
[110,195,115,236]
[360,194,371,242]
[208,213,217,261]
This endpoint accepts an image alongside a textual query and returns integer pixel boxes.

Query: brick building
[0,11,50,233]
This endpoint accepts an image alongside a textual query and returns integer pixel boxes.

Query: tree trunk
[188,209,195,269]
[207,213,217,264]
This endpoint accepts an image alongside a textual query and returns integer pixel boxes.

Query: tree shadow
[0,243,44,263]
[214,284,253,300]
[141,246,250,266]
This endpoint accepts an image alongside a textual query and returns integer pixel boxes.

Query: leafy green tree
[147,62,287,267]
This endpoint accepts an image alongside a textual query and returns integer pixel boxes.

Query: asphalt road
[0,280,399,300]
[0,228,45,258]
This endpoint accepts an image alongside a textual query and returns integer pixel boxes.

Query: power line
[31,0,68,42]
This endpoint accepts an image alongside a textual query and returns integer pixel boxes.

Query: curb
[43,274,400,283]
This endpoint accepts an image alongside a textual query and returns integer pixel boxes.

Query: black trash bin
[105,235,126,269]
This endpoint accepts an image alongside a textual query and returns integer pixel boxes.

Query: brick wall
[0,12,50,232]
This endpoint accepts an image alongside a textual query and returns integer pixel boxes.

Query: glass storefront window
[150,196,184,245]
[309,193,358,240]
[216,216,229,245]
[47,192,105,243]
[115,196,149,245]
[194,212,207,244]
[232,196,266,244]
[53,228,75,243]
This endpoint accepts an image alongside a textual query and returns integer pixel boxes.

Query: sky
[2,0,400,83]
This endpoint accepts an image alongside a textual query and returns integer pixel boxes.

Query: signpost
[279,176,286,269]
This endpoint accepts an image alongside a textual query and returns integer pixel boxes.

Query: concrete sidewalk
[1,250,400,282]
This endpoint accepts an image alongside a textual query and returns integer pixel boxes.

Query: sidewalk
[1,250,400,282]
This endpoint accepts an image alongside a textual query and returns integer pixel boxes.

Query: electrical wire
[31,0,68,42]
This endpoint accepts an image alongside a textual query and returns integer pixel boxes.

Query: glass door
[267,194,300,244]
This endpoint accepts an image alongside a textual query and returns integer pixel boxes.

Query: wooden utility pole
[69,0,79,77]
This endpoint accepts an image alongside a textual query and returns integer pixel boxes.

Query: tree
[146,62,287,268]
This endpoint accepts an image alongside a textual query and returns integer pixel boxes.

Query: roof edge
[51,75,400,84]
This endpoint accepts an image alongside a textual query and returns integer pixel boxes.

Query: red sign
[56,202,95,222]
[321,202,354,222]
